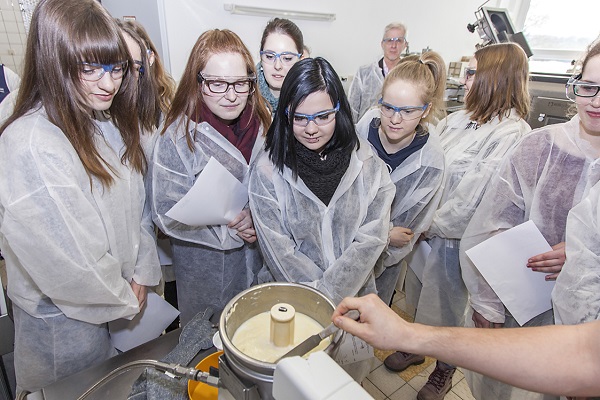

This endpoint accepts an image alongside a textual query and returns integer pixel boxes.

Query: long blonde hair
[383,51,447,126]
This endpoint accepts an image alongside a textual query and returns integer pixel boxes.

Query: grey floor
[362,290,476,400]
[0,352,15,400]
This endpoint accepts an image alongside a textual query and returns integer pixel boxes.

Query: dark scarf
[367,118,429,172]
[194,102,259,163]
[292,143,351,206]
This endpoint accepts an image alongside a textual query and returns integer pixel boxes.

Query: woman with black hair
[249,57,394,307]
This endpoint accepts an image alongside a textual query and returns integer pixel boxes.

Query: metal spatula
[276,309,360,362]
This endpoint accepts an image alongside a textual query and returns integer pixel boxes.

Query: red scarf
[194,102,260,163]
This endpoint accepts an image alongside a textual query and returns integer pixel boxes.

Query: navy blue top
[367,118,429,172]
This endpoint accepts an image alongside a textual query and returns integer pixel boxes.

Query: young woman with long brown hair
[0,0,161,393]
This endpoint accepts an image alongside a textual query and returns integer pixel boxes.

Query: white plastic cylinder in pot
[270,303,295,347]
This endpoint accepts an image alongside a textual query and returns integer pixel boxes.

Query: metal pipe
[76,359,218,400]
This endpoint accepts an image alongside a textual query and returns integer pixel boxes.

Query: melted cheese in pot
[231,311,330,362]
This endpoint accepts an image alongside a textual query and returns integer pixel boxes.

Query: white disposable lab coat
[461,115,600,324]
[0,107,161,391]
[150,118,264,325]
[356,109,444,303]
[348,61,384,123]
[553,178,600,325]
[248,137,395,306]
[415,109,531,328]
[459,116,598,400]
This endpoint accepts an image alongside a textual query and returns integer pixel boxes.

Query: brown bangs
[70,7,129,66]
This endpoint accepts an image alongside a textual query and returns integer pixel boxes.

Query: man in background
[348,22,408,123]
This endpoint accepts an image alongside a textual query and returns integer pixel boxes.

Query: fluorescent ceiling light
[224,4,336,21]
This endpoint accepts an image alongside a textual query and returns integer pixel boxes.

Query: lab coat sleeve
[4,66,20,92]
[150,128,243,250]
[552,181,600,325]
[428,124,526,239]
[385,164,444,266]
[0,133,139,323]
[318,163,395,304]
[249,162,326,283]
[132,194,162,286]
[460,151,529,324]
[348,70,364,124]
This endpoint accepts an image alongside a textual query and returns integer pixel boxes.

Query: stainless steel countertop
[26,329,215,400]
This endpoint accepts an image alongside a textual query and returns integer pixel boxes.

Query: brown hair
[162,29,271,151]
[116,19,176,130]
[578,39,600,76]
[260,18,304,55]
[567,39,600,117]
[383,51,447,127]
[465,43,530,125]
[0,0,144,187]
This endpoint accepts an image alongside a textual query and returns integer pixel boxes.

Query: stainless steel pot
[218,282,339,400]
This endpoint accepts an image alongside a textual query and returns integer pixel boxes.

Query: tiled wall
[0,0,27,75]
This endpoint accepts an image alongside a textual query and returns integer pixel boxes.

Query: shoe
[384,351,425,372]
[417,362,455,400]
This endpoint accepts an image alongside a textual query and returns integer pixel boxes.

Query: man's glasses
[80,62,128,82]
[197,73,256,95]
[378,99,428,120]
[566,74,600,101]
[382,37,406,45]
[260,51,302,66]
[464,68,476,81]
[286,102,340,127]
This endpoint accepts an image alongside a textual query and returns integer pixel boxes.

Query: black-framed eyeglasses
[197,72,256,95]
[80,61,128,82]
[382,37,406,45]
[566,74,600,101]
[285,102,340,127]
[378,98,428,120]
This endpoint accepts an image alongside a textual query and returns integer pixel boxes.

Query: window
[521,0,598,62]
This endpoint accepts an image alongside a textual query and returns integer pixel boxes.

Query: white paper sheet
[332,333,374,366]
[165,157,248,226]
[109,292,180,352]
[404,240,432,282]
[465,220,556,326]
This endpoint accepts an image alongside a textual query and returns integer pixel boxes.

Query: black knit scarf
[292,142,351,206]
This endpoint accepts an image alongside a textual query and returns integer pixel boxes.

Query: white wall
[102,0,171,71]
[162,0,502,82]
